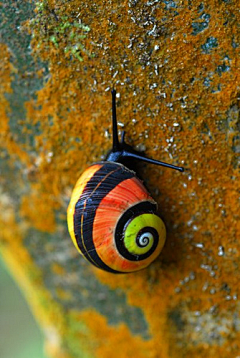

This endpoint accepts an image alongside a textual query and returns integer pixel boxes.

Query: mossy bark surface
[0,1,239,357]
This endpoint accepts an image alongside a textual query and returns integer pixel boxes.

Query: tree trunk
[0,1,239,357]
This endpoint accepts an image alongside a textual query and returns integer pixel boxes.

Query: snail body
[67,90,184,273]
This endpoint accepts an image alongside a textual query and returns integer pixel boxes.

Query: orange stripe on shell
[92,176,158,272]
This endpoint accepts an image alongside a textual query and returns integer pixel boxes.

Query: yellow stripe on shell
[67,164,102,254]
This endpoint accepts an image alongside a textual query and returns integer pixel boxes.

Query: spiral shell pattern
[67,162,166,273]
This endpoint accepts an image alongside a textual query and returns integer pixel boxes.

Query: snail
[67,90,184,273]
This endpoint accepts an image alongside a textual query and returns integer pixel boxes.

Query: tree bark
[0,1,239,357]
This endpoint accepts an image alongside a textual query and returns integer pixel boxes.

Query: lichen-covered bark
[0,1,239,357]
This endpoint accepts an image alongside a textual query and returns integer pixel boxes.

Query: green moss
[31,5,93,62]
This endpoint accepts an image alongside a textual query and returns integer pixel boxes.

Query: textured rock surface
[0,1,239,357]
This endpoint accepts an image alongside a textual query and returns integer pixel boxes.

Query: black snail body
[67,90,184,273]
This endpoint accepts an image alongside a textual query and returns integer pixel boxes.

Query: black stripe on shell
[114,201,159,261]
[73,162,135,273]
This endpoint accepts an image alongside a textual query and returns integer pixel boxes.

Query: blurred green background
[0,257,47,358]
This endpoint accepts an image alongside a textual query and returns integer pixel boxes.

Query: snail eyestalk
[111,89,120,152]
[108,90,184,172]
[121,151,184,172]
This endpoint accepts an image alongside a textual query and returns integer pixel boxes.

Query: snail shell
[67,162,166,273]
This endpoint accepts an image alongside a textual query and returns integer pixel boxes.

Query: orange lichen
[71,309,158,358]
[0,44,12,132]
[20,191,57,233]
